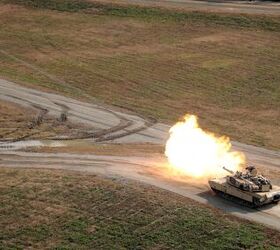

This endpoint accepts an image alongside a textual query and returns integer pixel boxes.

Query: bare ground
[0,100,92,141]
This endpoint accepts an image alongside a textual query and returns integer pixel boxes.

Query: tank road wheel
[273,194,280,204]
[253,197,262,207]
[211,188,223,196]
[211,187,218,193]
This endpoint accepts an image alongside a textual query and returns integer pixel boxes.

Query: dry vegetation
[0,3,279,249]
[0,167,279,249]
[0,1,279,149]
[0,100,89,141]
[26,142,164,155]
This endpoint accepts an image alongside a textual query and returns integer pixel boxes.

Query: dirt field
[0,1,279,149]
[0,167,279,249]
[0,100,91,141]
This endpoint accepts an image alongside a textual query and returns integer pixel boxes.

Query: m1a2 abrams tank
[209,166,280,207]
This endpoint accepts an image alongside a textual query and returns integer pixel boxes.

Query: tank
[209,166,280,207]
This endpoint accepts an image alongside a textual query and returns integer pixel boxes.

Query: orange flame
[165,115,245,179]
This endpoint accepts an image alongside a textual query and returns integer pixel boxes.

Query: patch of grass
[0,0,93,12]
[2,0,280,31]
[25,142,164,156]
[0,2,279,149]
[102,5,280,31]
[0,168,279,249]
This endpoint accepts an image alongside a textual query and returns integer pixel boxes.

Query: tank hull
[209,177,280,207]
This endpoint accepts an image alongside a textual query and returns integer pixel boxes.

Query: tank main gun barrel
[222,166,234,175]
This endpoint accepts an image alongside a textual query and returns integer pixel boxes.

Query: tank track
[211,188,259,208]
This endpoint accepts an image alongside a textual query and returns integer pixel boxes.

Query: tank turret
[224,166,271,192]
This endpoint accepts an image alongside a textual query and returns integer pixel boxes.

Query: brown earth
[0,100,91,141]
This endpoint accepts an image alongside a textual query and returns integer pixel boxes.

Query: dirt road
[0,79,280,230]
[97,0,280,15]
[0,79,168,144]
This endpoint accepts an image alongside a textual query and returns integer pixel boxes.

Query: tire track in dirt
[0,79,158,144]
